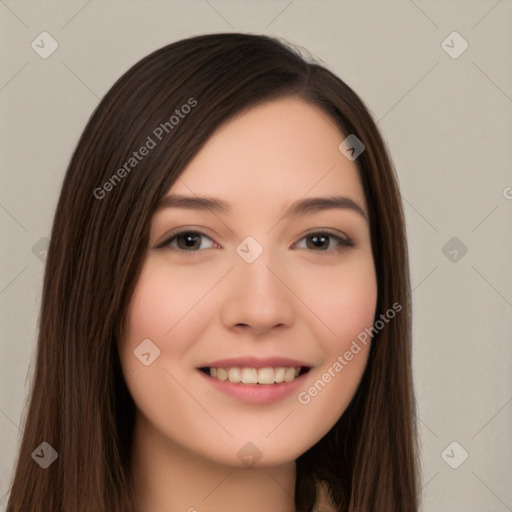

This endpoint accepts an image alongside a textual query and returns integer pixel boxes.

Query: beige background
[1,1,511,510]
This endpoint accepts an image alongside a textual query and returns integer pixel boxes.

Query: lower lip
[198,370,308,405]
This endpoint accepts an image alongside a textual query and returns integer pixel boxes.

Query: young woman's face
[119,96,377,468]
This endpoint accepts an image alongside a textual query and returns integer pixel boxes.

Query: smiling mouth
[198,366,311,385]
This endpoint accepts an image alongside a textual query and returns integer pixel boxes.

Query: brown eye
[159,231,215,252]
[294,231,353,253]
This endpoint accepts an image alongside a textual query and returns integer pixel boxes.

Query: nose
[220,253,295,336]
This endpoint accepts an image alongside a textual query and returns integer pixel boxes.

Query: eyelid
[291,229,354,253]
[155,227,219,251]
[155,227,354,254]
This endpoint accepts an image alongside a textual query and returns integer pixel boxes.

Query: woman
[7,32,419,511]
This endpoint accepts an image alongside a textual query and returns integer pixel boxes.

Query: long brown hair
[6,32,418,511]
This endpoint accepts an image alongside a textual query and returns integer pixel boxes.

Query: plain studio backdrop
[0,1,511,511]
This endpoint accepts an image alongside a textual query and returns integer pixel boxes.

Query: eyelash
[157,229,354,257]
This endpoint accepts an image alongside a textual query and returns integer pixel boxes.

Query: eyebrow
[157,193,368,221]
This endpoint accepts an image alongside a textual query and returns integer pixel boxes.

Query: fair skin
[119,97,378,512]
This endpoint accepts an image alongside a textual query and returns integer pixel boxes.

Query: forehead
[169,97,366,212]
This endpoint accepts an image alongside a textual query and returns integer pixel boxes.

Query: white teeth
[207,366,303,384]
[228,367,241,383]
[216,368,228,381]
[284,367,296,382]
[257,367,274,385]
[274,367,285,383]
[241,367,258,384]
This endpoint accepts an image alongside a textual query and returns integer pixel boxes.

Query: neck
[130,412,296,512]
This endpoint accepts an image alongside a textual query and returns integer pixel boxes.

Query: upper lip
[199,357,312,369]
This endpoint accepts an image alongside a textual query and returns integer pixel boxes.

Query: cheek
[118,263,202,420]
[122,261,210,358]
[295,251,378,342]
[331,268,378,343]
[289,254,377,437]
[118,262,219,447]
